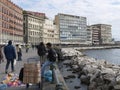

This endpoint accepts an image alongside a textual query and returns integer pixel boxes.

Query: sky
[11,0,120,41]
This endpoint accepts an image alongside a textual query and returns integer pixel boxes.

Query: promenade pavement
[0,48,55,90]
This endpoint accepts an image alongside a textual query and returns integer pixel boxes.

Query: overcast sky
[11,0,120,41]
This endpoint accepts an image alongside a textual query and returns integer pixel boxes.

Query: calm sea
[83,49,120,65]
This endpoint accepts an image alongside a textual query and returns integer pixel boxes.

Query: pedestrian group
[0,40,63,83]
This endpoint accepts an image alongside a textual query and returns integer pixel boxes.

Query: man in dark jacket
[4,40,16,74]
[41,42,57,77]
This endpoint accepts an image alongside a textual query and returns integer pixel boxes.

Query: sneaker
[5,71,8,74]
[11,70,15,73]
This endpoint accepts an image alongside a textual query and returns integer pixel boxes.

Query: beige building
[91,25,101,45]
[43,19,60,44]
[0,0,23,44]
[91,24,113,45]
[23,11,45,45]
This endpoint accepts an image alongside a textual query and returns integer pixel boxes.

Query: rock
[116,75,120,84]
[74,86,81,89]
[83,65,98,74]
[67,75,76,79]
[108,85,114,90]
[64,76,69,80]
[96,59,107,66]
[90,70,101,83]
[94,76,104,86]
[80,75,90,85]
[64,75,76,80]
[114,85,120,90]
[101,67,116,75]
[102,73,115,83]
[100,84,109,90]
[72,65,79,69]
[88,82,97,90]
[67,69,72,71]
[63,62,72,67]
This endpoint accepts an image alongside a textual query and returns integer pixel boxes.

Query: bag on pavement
[14,59,17,65]
[19,67,24,82]
[44,70,52,82]
[0,83,7,90]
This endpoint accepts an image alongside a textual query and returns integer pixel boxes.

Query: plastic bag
[0,84,7,90]
[44,70,52,82]
[14,59,17,65]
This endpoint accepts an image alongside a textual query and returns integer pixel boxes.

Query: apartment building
[0,0,23,44]
[91,24,113,45]
[42,19,60,44]
[91,25,101,45]
[86,26,92,45]
[23,11,45,45]
[54,13,88,44]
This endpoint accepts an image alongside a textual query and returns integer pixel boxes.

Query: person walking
[41,42,57,77]
[16,44,22,61]
[0,45,4,64]
[37,42,46,65]
[4,40,16,74]
[25,44,29,53]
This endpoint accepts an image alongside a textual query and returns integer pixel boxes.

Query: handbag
[14,59,17,65]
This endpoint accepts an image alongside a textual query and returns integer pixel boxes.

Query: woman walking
[16,44,22,61]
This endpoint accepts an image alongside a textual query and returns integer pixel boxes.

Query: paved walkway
[0,48,55,90]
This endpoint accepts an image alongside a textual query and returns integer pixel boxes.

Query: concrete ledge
[53,64,69,90]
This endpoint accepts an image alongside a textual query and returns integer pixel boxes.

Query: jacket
[4,45,16,60]
[47,48,57,62]
[37,45,46,56]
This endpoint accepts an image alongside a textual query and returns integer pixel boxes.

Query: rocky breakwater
[62,48,120,90]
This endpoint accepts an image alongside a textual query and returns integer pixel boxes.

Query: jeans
[5,59,14,72]
[41,60,54,77]
[39,55,46,64]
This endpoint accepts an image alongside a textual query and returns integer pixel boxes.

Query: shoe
[5,71,8,74]
[11,70,15,73]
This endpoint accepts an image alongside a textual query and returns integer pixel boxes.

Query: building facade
[42,19,60,44]
[54,13,88,44]
[0,0,23,44]
[91,24,113,45]
[23,11,45,45]
[86,26,92,45]
[91,25,101,45]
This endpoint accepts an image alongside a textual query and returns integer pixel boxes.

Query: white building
[23,11,45,45]
[55,13,88,44]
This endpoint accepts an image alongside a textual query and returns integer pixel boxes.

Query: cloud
[11,0,120,40]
